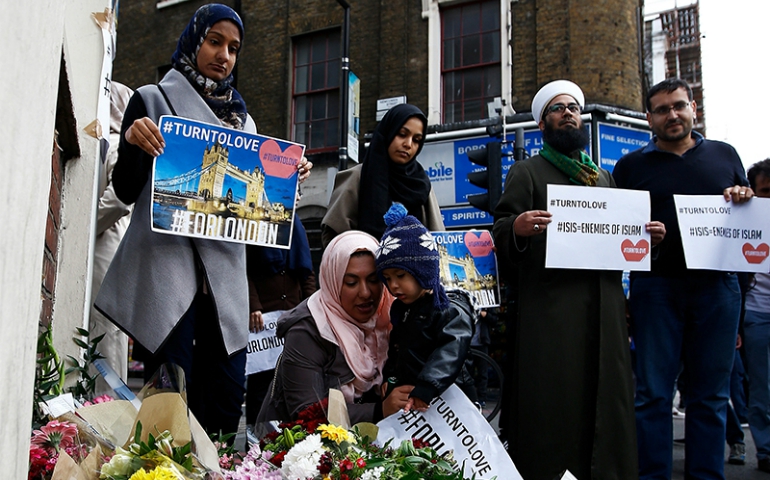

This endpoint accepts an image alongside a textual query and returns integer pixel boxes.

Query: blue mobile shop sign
[418,122,650,228]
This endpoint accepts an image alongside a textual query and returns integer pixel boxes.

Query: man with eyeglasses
[613,78,754,480]
[493,80,639,480]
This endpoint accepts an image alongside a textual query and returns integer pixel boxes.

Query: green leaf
[73,338,89,349]
[134,421,143,444]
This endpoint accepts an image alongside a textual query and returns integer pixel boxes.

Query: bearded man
[493,80,657,480]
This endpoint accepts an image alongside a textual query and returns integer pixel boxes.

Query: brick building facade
[113,0,647,245]
[115,0,644,144]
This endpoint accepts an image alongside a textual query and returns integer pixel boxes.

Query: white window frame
[422,0,513,125]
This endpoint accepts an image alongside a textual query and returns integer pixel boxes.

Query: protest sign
[431,231,501,307]
[151,115,305,249]
[545,185,651,271]
[245,311,286,375]
[674,195,770,272]
[376,384,520,480]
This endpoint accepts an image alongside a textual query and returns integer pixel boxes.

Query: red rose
[356,457,366,468]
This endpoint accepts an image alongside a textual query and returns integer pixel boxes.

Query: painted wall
[0,1,110,475]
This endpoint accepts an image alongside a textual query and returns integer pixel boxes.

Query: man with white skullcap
[614,78,753,480]
[493,80,659,480]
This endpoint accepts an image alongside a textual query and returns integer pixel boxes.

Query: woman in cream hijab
[257,231,412,423]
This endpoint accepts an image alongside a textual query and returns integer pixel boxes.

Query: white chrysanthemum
[419,232,436,250]
[361,466,386,480]
[377,235,401,257]
[281,434,324,479]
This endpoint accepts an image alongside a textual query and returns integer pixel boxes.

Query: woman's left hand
[298,157,313,183]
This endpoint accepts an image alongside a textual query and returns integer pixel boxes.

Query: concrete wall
[52,1,112,373]
[0,1,110,475]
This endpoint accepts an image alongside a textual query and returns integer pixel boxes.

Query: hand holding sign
[723,185,755,203]
[514,210,552,236]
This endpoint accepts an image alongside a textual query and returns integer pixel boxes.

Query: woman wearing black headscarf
[321,104,444,246]
[95,4,310,436]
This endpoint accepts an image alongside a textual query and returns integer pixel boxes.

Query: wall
[0,4,65,476]
[0,1,111,475]
[512,0,644,111]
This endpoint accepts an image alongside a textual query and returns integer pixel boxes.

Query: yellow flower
[128,465,180,480]
[317,424,353,444]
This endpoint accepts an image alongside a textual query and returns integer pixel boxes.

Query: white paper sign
[376,384,521,480]
[546,185,651,271]
[245,310,286,375]
[674,195,770,272]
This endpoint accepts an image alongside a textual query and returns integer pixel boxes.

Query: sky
[645,0,770,171]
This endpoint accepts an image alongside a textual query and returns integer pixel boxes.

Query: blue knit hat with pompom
[375,203,450,309]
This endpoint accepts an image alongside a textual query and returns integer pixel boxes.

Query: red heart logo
[621,239,649,262]
[464,231,494,257]
[743,243,769,264]
[259,140,303,178]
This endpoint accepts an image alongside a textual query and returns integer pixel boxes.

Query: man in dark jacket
[613,78,752,480]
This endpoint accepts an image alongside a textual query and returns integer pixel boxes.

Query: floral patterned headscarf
[170,4,247,129]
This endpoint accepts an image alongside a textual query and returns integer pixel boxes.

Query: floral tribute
[99,421,199,480]
[28,420,88,479]
[236,399,479,480]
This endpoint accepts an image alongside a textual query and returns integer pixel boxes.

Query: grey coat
[94,69,256,355]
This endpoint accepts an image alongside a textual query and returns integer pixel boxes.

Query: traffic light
[466,141,502,214]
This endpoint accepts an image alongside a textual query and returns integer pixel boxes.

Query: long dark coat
[492,155,637,480]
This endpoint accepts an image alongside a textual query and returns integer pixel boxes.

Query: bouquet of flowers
[28,420,90,479]
[99,421,201,480]
[255,400,475,480]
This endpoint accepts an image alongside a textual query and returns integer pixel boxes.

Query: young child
[375,203,475,411]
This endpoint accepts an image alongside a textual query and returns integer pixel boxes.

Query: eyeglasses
[545,103,582,116]
[650,101,691,116]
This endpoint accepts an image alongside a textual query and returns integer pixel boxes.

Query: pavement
[672,411,770,480]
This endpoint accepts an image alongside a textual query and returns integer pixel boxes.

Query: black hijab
[358,104,432,239]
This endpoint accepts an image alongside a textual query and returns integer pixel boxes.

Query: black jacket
[383,291,475,403]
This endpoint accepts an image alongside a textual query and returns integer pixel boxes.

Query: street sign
[597,122,651,173]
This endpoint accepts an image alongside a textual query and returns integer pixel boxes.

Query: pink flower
[82,394,114,406]
[30,420,79,453]
[219,453,234,470]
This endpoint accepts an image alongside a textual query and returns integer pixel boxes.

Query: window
[441,1,501,123]
[292,31,340,152]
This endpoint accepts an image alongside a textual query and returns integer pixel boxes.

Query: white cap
[531,80,585,123]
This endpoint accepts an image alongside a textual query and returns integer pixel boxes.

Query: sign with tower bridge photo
[150,116,305,249]
[431,230,501,308]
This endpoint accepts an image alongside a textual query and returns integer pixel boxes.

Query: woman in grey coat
[95,4,310,436]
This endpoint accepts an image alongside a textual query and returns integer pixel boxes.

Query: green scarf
[539,141,600,186]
